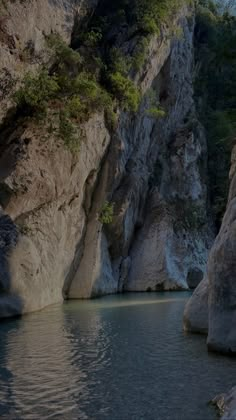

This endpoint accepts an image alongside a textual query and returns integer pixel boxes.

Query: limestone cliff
[0,0,99,120]
[184,144,236,354]
[0,0,212,317]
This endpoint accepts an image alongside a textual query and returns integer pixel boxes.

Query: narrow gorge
[0,0,212,314]
[0,0,235,419]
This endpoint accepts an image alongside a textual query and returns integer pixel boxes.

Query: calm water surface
[0,292,235,419]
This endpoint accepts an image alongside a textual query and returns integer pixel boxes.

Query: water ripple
[0,292,235,419]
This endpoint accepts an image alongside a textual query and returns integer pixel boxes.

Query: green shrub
[109,47,132,75]
[109,72,140,112]
[99,201,114,224]
[195,0,236,227]
[83,30,102,48]
[59,111,80,152]
[105,108,118,131]
[14,70,59,115]
[146,107,166,119]
[65,96,86,120]
[46,34,81,70]
[138,15,159,34]
[134,0,186,35]
[132,37,149,71]
[145,88,166,118]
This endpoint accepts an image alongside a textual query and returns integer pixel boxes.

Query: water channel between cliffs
[0,292,235,419]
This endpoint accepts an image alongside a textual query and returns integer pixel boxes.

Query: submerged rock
[212,387,236,420]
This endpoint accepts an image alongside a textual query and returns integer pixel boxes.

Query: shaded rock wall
[69,5,212,298]
[184,144,236,354]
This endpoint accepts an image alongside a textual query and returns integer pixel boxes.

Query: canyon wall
[0,0,212,317]
[184,144,236,354]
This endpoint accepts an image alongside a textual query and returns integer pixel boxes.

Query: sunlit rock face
[0,1,213,316]
[0,113,111,315]
[184,145,236,354]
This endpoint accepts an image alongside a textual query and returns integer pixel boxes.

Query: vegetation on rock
[12,0,192,151]
[195,0,236,227]
[99,201,114,225]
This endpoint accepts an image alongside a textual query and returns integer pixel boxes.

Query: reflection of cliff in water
[0,304,108,419]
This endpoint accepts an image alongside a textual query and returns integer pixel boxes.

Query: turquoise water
[0,292,235,419]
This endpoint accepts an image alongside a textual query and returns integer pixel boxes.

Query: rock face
[0,114,111,314]
[184,144,236,354]
[0,1,212,316]
[0,0,98,121]
[126,122,212,292]
[213,387,236,420]
[69,5,212,298]
[183,277,208,333]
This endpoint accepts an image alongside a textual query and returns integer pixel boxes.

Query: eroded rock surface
[183,276,208,334]
[184,144,236,354]
[0,114,111,315]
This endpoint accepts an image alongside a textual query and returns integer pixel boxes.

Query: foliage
[99,201,114,224]
[104,108,118,131]
[73,73,112,112]
[14,39,114,149]
[83,30,103,48]
[109,72,140,112]
[195,0,236,227]
[14,71,59,116]
[132,37,149,71]
[109,47,132,76]
[133,0,187,35]
[145,88,166,119]
[59,111,80,152]
[146,107,166,119]
[65,96,86,120]
[46,34,82,72]
[13,0,192,151]
[73,0,190,100]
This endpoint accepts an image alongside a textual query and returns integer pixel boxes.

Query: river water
[0,292,235,419]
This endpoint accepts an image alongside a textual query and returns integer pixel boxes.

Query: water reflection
[0,293,235,420]
[0,306,108,419]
